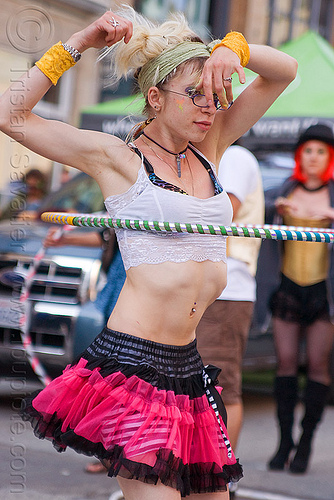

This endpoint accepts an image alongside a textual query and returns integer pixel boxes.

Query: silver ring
[223,77,232,83]
[108,16,120,28]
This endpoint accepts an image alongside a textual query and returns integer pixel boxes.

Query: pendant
[177,153,186,178]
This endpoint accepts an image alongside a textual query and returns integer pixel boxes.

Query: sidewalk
[236,392,334,500]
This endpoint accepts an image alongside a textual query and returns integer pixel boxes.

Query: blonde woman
[0,7,297,499]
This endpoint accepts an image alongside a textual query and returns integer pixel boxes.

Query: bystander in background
[266,124,334,474]
[196,143,264,497]
[0,167,48,221]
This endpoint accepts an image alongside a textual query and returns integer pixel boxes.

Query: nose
[310,151,320,161]
[201,100,216,114]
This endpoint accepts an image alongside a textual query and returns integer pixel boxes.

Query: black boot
[289,379,329,474]
[268,376,298,470]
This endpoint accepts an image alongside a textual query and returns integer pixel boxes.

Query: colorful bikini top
[104,143,233,270]
[141,144,224,196]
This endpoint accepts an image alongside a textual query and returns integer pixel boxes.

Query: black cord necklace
[142,131,188,178]
[300,182,328,192]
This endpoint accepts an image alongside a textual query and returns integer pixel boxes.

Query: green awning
[233,30,334,118]
[81,94,144,116]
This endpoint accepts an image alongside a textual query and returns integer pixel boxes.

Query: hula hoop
[15,225,74,386]
[41,212,334,243]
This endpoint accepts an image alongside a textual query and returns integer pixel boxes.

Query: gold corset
[282,215,330,286]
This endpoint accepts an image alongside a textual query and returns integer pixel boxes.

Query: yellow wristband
[35,41,76,85]
[210,32,250,67]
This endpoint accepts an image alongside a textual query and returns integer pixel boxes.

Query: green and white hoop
[41,212,334,243]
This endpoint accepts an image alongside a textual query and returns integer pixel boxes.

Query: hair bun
[100,6,196,85]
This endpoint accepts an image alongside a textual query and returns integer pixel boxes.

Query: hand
[308,207,334,221]
[196,46,246,108]
[16,210,38,221]
[67,11,133,53]
[44,227,65,247]
[275,196,298,216]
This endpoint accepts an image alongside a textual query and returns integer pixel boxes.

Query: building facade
[137,0,334,45]
[0,0,135,197]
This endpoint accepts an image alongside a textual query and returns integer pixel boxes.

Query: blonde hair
[100,6,199,87]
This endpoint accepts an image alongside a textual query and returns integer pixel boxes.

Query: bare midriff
[107,259,227,346]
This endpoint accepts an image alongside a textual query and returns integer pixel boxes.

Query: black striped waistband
[86,326,204,378]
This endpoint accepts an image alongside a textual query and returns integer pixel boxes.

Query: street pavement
[236,392,334,500]
[0,381,333,500]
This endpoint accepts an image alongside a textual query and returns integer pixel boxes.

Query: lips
[194,121,212,131]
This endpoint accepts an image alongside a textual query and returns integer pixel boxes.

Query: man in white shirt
[197,144,264,472]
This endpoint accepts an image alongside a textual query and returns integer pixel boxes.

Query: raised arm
[223,44,297,142]
[0,12,134,186]
[198,42,298,162]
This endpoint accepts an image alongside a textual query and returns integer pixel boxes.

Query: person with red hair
[268,124,334,474]
[292,129,334,184]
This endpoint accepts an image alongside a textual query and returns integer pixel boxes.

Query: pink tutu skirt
[21,327,242,496]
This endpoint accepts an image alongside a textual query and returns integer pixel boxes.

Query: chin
[191,130,209,143]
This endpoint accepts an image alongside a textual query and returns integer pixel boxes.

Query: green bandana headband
[137,40,216,97]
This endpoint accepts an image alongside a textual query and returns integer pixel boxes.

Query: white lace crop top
[104,144,233,270]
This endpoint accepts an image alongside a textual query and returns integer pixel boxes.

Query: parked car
[0,173,106,380]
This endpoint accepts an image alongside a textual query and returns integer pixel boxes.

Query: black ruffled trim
[21,393,243,497]
[108,449,243,496]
